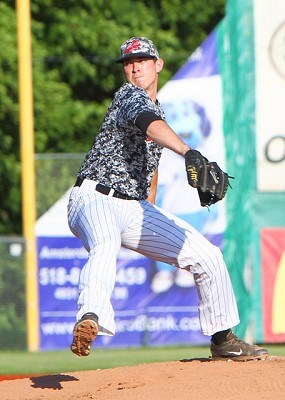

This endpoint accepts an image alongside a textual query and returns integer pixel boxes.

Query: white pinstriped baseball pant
[68,178,240,337]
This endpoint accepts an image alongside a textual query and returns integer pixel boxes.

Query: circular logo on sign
[268,21,285,80]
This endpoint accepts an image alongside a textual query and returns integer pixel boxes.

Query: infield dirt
[0,356,284,399]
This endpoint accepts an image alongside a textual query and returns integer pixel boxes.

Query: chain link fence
[35,153,85,217]
[0,154,84,349]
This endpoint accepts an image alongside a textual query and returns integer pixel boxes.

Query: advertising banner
[254,0,285,191]
[38,237,207,349]
[157,29,226,250]
[38,236,85,350]
[261,228,285,343]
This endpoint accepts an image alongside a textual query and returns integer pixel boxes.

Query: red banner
[261,228,285,342]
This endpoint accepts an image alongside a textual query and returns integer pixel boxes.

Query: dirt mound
[0,356,285,400]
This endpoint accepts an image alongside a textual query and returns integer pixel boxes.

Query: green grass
[0,344,284,375]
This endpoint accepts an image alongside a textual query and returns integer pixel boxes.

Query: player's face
[123,57,163,100]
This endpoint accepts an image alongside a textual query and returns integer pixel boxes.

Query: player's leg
[122,200,268,360]
[68,183,135,355]
[68,189,123,334]
[121,200,239,335]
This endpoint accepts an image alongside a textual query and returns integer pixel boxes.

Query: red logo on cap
[125,39,142,54]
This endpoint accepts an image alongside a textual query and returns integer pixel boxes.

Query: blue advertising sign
[38,236,85,350]
[37,237,209,350]
[172,30,219,79]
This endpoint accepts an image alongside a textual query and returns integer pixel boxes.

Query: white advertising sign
[254,0,285,191]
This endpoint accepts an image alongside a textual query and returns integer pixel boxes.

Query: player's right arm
[146,119,190,157]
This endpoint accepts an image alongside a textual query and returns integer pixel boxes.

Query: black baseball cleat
[210,330,268,361]
[70,312,99,357]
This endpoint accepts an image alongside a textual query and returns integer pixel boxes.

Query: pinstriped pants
[67,178,240,337]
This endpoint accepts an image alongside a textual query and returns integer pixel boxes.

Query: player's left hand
[185,149,233,207]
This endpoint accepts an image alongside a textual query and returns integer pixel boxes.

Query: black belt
[74,177,136,200]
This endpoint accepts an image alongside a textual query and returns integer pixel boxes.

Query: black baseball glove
[185,149,232,207]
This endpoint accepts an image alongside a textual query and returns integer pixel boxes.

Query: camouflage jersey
[77,83,165,200]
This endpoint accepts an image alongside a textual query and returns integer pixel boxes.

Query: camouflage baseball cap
[116,36,159,63]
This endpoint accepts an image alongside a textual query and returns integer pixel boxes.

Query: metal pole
[16,0,39,352]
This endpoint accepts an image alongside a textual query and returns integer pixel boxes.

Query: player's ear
[155,58,164,73]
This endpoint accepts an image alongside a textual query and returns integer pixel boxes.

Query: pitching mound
[0,356,285,400]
